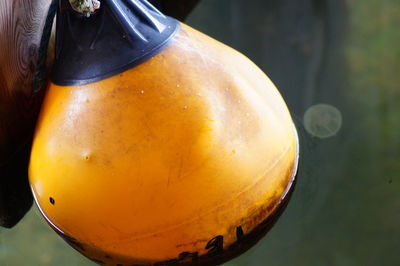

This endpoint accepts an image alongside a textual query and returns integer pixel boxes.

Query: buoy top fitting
[53,0,179,86]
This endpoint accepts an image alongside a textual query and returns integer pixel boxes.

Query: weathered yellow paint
[29,23,298,265]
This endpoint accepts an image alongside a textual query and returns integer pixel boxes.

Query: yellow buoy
[29,1,299,265]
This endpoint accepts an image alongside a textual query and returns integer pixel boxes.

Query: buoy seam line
[32,0,59,93]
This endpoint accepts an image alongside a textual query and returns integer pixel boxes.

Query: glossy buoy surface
[29,22,299,265]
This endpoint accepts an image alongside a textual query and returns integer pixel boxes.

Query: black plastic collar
[52,0,179,86]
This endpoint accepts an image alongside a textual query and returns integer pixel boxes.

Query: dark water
[1,0,399,265]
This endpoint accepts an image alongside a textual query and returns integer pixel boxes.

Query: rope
[32,0,59,93]
[69,0,101,17]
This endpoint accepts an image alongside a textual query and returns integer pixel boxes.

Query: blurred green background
[1,0,399,265]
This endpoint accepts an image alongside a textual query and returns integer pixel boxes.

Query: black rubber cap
[52,0,179,86]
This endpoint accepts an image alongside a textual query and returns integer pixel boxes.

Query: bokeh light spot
[303,104,342,138]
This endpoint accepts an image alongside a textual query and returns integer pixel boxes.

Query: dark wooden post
[0,0,53,228]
